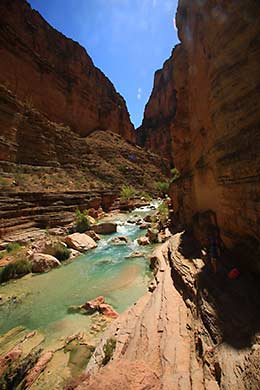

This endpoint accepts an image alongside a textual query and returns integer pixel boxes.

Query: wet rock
[92,223,117,235]
[139,222,151,229]
[65,233,97,252]
[125,251,145,259]
[82,296,105,314]
[137,236,150,246]
[110,236,129,245]
[144,215,152,223]
[85,230,101,241]
[31,253,61,273]
[69,249,81,260]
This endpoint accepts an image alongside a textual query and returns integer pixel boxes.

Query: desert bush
[46,243,70,262]
[120,185,136,201]
[170,167,180,182]
[6,242,21,253]
[75,209,90,233]
[0,258,32,283]
[139,191,152,201]
[102,338,116,366]
[155,181,170,196]
[157,202,169,224]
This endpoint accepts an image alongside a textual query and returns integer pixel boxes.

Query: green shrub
[46,243,70,262]
[158,202,169,224]
[75,209,90,233]
[0,258,32,283]
[155,181,170,196]
[139,191,152,201]
[120,185,136,201]
[170,167,180,182]
[102,338,116,366]
[6,242,21,253]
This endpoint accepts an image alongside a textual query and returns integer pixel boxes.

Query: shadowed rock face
[0,0,135,142]
[139,0,260,272]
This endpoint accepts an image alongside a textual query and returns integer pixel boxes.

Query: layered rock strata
[0,0,134,142]
[0,84,169,235]
[0,190,117,236]
[138,0,260,272]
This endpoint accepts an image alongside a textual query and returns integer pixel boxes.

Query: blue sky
[28,0,179,128]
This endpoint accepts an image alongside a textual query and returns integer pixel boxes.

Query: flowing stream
[0,203,158,345]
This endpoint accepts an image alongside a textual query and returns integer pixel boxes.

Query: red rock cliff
[0,0,135,142]
[137,51,176,164]
[141,0,260,272]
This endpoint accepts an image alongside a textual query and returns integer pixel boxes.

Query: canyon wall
[140,0,260,272]
[136,51,176,164]
[0,0,135,142]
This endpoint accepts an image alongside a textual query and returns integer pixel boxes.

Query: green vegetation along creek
[0,204,158,345]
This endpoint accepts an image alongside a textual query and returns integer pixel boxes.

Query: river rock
[82,296,105,313]
[65,233,97,252]
[139,222,151,229]
[92,223,117,234]
[147,228,159,243]
[110,236,129,245]
[69,249,81,260]
[31,253,61,273]
[144,215,152,223]
[85,230,101,241]
[126,251,145,259]
[137,236,150,246]
[99,303,119,319]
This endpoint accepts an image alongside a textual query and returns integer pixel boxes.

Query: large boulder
[92,223,117,234]
[82,296,105,313]
[65,233,97,252]
[137,236,150,246]
[31,253,61,273]
[99,303,119,319]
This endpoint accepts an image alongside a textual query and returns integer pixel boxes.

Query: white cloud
[137,87,142,100]
[173,17,177,31]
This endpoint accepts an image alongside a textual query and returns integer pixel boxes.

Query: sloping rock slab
[65,233,97,252]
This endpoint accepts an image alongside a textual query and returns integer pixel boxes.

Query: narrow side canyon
[138,0,260,273]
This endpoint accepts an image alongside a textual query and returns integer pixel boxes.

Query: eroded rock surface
[137,0,260,273]
[0,0,134,143]
[80,234,260,390]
